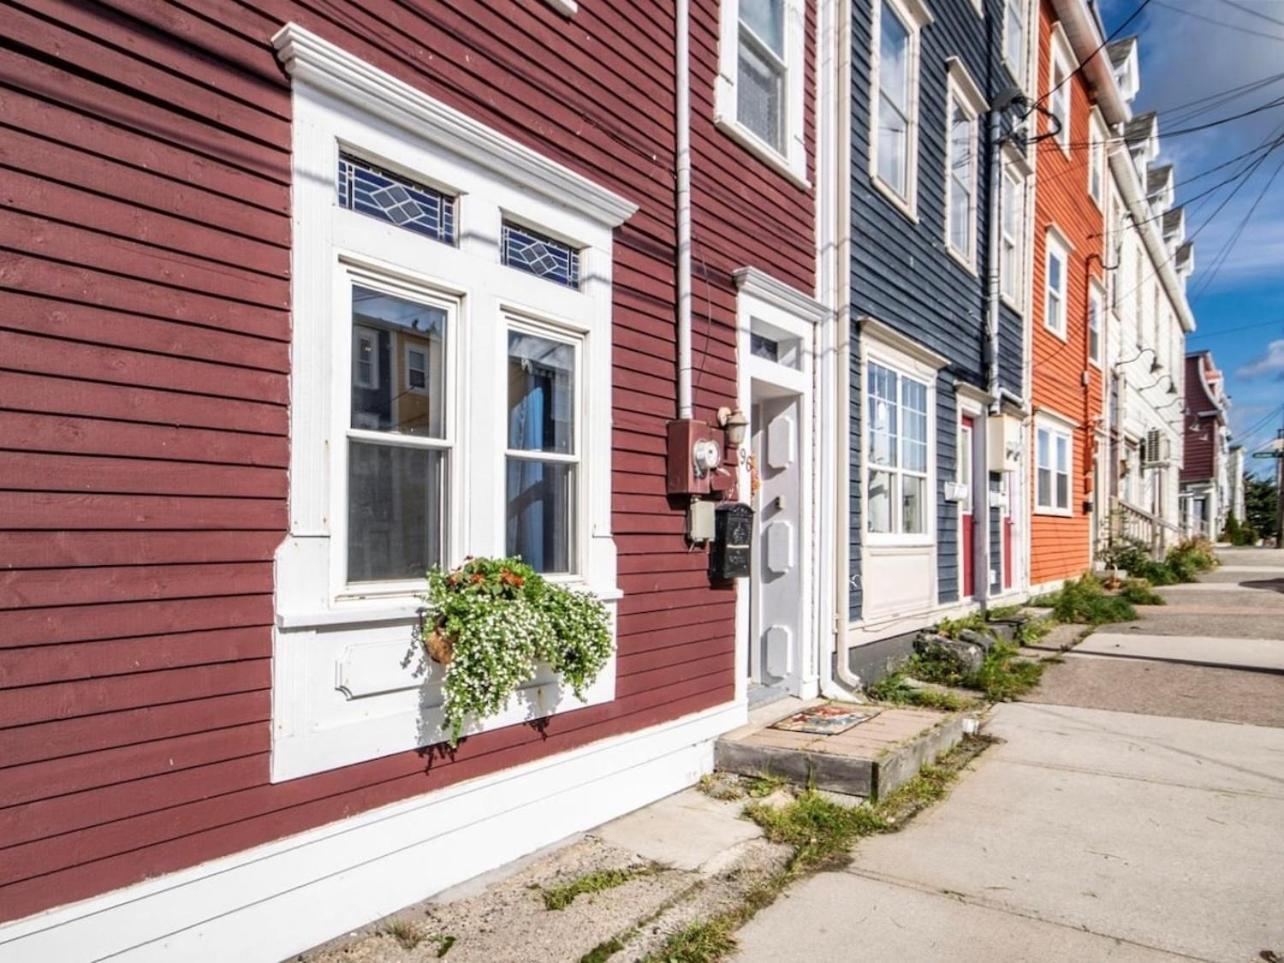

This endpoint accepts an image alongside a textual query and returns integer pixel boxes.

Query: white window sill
[1044,321,1068,343]
[714,116,811,190]
[542,0,577,14]
[946,242,979,277]
[1000,291,1024,315]
[866,533,934,549]
[869,175,918,223]
[1034,505,1073,518]
[1053,135,1071,158]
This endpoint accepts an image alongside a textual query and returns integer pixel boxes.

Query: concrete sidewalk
[734,548,1284,962]
[733,703,1284,962]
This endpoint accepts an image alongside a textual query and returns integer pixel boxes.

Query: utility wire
[1191,150,1284,298]
[1187,317,1284,340]
[1150,0,1284,42]
[1215,0,1284,30]
[1029,0,1153,109]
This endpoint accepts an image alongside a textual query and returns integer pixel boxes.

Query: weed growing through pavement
[1119,578,1166,606]
[634,736,993,963]
[1033,574,1137,625]
[866,673,973,711]
[379,920,423,951]
[542,864,660,910]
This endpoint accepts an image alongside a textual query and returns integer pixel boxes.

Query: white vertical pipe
[676,0,694,420]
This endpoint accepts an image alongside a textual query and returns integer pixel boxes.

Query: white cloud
[1237,339,1284,379]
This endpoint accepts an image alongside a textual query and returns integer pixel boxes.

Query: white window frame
[868,0,933,219]
[1088,278,1104,367]
[999,144,1032,313]
[270,24,636,782]
[1034,415,1074,517]
[403,340,429,396]
[944,59,986,272]
[1048,25,1074,155]
[353,325,381,390]
[1088,109,1105,207]
[1002,0,1031,91]
[860,323,941,549]
[715,0,808,186]
[542,0,577,14]
[1044,227,1070,341]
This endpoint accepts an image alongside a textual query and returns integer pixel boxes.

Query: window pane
[1037,428,1049,470]
[1037,466,1051,507]
[1056,434,1069,473]
[740,0,784,56]
[338,153,455,244]
[508,332,575,454]
[868,363,898,467]
[1005,1,1024,69]
[1056,470,1069,509]
[347,442,443,582]
[506,460,575,573]
[902,378,928,473]
[880,4,910,110]
[876,97,908,194]
[738,37,784,150]
[949,176,970,253]
[351,287,446,437]
[868,469,894,533]
[501,222,581,288]
[902,474,927,534]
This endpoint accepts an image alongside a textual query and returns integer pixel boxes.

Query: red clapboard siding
[0,0,817,925]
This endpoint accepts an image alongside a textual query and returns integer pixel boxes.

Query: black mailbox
[709,503,753,580]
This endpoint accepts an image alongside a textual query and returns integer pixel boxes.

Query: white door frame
[732,269,827,700]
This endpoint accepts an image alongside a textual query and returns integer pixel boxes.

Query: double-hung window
[1000,161,1025,307]
[1035,421,1073,515]
[272,24,635,780]
[945,61,985,269]
[1048,39,1072,153]
[1088,114,1105,205]
[867,360,930,537]
[1044,229,1069,339]
[717,0,806,182]
[871,0,929,211]
[1004,0,1027,86]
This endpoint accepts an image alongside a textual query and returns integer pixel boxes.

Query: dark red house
[0,1,823,956]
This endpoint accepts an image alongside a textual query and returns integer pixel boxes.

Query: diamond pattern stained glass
[338,153,455,244]
[502,221,581,289]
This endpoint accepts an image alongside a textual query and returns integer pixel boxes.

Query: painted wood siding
[0,0,815,923]
[1181,356,1216,482]
[1028,0,1103,586]
[848,0,1024,616]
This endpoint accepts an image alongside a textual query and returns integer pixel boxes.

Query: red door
[961,417,975,597]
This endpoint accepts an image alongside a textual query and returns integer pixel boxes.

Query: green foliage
[542,866,657,911]
[422,557,612,744]
[1119,578,1165,606]
[933,612,994,640]
[1039,574,1137,624]
[644,919,738,963]
[1010,616,1053,646]
[1245,474,1279,540]
[903,641,1043,702]
[745,790,887,872]
[867,673,969,711]
[1167,537,1218,575]
[380,920,423,951]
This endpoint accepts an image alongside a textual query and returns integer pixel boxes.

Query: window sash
[867,360,930,536]
[875,1,913,197]
[1004,0,1025,74]
[1036,426,1071,510]
[946,95,976,260]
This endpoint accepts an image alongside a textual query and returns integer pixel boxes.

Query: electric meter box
[709,503,753,580]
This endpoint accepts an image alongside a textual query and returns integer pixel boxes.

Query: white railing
[1108,498,1184,558]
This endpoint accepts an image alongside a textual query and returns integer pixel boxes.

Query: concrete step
[714,702,970,800]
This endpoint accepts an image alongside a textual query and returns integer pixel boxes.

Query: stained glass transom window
[337,153,455,244]
[501,221,581,289]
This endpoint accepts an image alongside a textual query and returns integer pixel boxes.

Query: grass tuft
[542,865,658,911]
[903,641,1044,702]
[745,790,887,872]
[866,673,970,711]
[696,772,744,801]
[1119,578,1166,606]
[1035,574,1137,625]
[379,920,423,951]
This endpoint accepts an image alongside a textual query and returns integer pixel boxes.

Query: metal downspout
[676,0,693,420]
[979,107,1004,609]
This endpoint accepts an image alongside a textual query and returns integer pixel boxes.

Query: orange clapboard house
[1029,0,1106,590]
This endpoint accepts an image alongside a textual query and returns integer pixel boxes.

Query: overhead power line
[1215,0,1284,30]
[1150,0,1284,42]
[1187,318,1284,341]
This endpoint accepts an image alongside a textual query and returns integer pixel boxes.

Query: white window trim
[944,59,985,273]
[403,341,429,396]
[1044,226,1070,341]
[1034,414,1074,517]
[543,0,577,14]
[858,321,943,549]
[270,24,636,782]
[1048,23,1075,156]
[868,0,933,220]
[1087,108,1106,209]
[1002,0,1032,92]
[1088,278,1105,368]
[715,0,809,187]
[999,142,1033,315]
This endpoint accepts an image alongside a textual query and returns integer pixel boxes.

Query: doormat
[770,704,880,735]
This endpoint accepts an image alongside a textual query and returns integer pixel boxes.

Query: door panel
[751,395,801,689]
[960,417,975,598]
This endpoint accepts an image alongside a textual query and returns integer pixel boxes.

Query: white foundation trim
[0,700,746,963]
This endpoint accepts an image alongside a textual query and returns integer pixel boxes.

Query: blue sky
[1101,0,1284,476]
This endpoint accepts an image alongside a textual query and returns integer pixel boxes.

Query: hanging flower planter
[420,557,612,745]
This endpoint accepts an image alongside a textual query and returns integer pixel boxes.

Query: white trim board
[0,701,746,963]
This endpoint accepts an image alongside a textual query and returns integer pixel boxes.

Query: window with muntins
[338,153,455,244]
[1089,282,1103,365]
[1049,59,1070,151]
[1036,424,1072,513]
[1004,0,1026,85]
[876,1,913,200]
[1045,232,1068,338]
[867,361,929,536]
[946,96,975,263]
[502,221,581,289]
[738,0,786,151]
[1088,120,1104,204]
[1000,164,1024,306]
